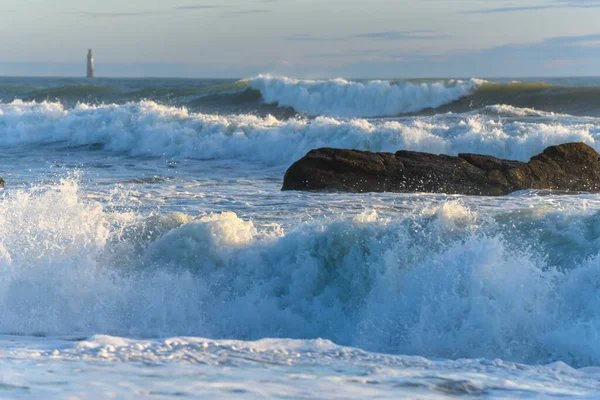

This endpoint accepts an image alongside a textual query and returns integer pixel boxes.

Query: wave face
[1,100,599,164]
[250,75,483,117]
[2,179,600,368]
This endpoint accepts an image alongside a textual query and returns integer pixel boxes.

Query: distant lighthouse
[86,49,95,78]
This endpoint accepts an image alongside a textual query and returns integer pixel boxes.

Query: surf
[0,100,598,165]
[2,179,600,367]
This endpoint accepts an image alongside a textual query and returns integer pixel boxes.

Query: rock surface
[282,142,600,195]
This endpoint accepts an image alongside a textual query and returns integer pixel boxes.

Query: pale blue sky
[1,0,600,77]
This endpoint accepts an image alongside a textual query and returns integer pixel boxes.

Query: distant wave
[250,75,484,117]
[431,82,600,118]
[0,100,599,164]
[4,77,600,117]
[241,78,600,118]
[249,76,600,118]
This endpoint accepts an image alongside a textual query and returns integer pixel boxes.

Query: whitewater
[3,76,600,398]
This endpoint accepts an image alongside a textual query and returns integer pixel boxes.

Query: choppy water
[2,76,600,398]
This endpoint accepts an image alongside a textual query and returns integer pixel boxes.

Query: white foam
[0,100,598,164]
[1,335,598,399]
[2,180,600,367]
[482,104,577,118]
[250,75,483,117]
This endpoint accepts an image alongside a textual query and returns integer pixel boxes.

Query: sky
[2,0,600,78]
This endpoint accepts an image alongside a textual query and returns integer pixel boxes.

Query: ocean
[2,75,600,398]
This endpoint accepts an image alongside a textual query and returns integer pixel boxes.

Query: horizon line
[1,74,600,80]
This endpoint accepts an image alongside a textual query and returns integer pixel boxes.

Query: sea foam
[0,100,598,165]
[2,180,600,367]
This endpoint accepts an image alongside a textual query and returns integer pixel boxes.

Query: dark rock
[281,142,600,195]
[0,178,3,188]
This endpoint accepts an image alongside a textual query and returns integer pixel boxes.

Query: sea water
[1,76,600,398]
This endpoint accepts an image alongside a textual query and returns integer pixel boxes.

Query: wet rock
[282,142,600,195]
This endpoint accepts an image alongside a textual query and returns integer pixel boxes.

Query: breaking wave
[2,179,600,367]
[248,77,600,117]
[0,100,599,164]
[5,76,600,117]
[250,75,483,117]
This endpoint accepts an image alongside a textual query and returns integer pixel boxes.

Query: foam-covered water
[2,76,600,398]
[4,335,600,399]
[2,99,599,166]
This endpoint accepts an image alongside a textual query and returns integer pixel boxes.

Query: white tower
[87,49,94,78]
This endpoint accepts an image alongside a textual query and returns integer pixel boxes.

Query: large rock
[282,142,600,195]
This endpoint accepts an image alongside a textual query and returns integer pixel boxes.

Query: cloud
[303,48,436,65]
[464,0,600,13]
[220,8,271,16]
[355,31,448,40]
[175,5,225,10]
[67,11,163,18]
[546,58,584,67]
[285,30,447,42]
[285,33,345,42]
[555,0,600,4]
[284,31,600,78]
[430,31,600,76]
[544,33,600,44]
[66,4,271,19]
[305,52,372,59]
[66,5,229,18]
[463,5,556,13]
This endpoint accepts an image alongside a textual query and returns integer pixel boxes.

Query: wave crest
[250,75,483,117]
